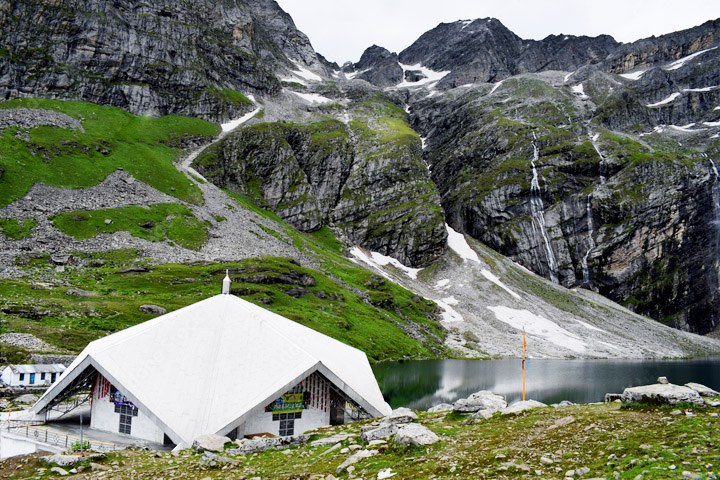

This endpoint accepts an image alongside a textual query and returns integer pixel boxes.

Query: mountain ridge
[2,4,720,361]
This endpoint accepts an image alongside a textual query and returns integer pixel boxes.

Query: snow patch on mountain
[397,63,450,88]
[663,47,718,71]
[291,91,333,104]
[646,92,681,107]
[619,70,646,80]
[349,247,421,279]
[487,306,587,353]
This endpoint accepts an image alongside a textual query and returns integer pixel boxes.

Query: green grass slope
[0,98,220,206]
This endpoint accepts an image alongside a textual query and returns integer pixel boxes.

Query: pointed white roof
[32,294,391,446]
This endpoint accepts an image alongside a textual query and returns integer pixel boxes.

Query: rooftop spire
[222,270,231,295]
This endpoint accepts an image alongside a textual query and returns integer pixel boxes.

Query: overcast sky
[275,0,720,64]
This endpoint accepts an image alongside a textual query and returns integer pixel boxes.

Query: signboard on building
[272,393,304,413]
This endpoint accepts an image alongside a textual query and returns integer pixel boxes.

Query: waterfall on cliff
[581,195,596,285]
[706,153,720,329]
[529,132,559,284]
[589,132,607,184]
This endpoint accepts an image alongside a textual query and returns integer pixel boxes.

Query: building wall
[242,371,335,437]
[1,367,63,387]
[90,375,166,444]
[243,405,330,437]
[0,368,13,386]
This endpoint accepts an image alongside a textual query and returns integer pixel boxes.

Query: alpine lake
[372,358,720,410]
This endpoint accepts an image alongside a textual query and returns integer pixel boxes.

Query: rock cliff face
[193,89,447,268]
[3,1,720,339]
[411,40,720,333]
[350,45,403,88]
[0,0,326,121]
[346,18,619,89]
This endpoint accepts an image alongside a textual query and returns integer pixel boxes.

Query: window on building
[19,373,24,381]
[51,373,56,382]
[41,373,46,380]
[279,419,294,436]
[115,404,138,435]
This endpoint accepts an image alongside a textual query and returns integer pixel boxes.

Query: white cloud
[276,0,720,64]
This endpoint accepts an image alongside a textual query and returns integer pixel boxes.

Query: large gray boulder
[228,434,309,455]
[310,433,357,447]
[360,423,399,442]
[621,383,705,406]
[501,399,547,415]
[684,382,720,397]
[427,403,453,413]
[394,423,439,446]
[191,434,230,452]
[139,304,167,315]
[382,407,418,425]
[41,454,104,466]
[453,391,507,413]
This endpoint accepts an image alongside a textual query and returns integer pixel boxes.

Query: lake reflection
[372,358,720,410]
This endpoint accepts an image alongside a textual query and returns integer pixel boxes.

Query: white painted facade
[242,404,330,438]
[32,294,391,447]
[89,375,165,444]
[1,365,65,387]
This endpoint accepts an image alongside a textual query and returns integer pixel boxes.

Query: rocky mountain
[344,18,619,89]
[2,2,720,361]
[0,0,328,121]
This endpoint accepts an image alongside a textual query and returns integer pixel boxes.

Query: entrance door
[29,373,35,384]
[329,391,344,426]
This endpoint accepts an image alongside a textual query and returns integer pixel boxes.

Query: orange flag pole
[522,329,526,401]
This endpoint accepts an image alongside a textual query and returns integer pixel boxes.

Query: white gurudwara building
[30,275,391,447]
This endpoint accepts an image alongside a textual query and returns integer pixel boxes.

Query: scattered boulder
[41,454,103,467]
[139,304,167,315]
[605,393,622,403]
[360,423,399,442]
[228,434,309,455]
[192,434,231,452]
[470,409,494,420]
[427,403,453,413]
[453,390,507,413]
[501,399,546,415]
[50,467,69,476]
[621,383,705,406]
[336,449,377,474]
[199,451,241,467]
[657,376,669,384]
[90,463,111,472]
[684,382,719,397]
[65,288,99,297]
[310,433,357,447]
[50,254,71,265]
[394,423,439,446]
[383,407,418,425]
[547,415,576,431]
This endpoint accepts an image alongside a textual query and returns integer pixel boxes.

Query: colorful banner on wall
[272,393,304,413]
[112,390,135,408]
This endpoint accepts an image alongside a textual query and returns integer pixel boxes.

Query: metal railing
[6,421,118,452]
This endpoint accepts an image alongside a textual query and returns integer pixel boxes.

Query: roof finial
[222,269,231,295]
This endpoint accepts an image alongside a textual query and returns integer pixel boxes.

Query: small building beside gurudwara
[30,273,391,447]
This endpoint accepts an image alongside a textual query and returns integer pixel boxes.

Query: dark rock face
[347,18,616,89]
[411,37,720,333]
[350,45,404,87]
[399,18,523,87]
[604,19,720,73]
[194,117,447,268]
[0,0,324,121]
